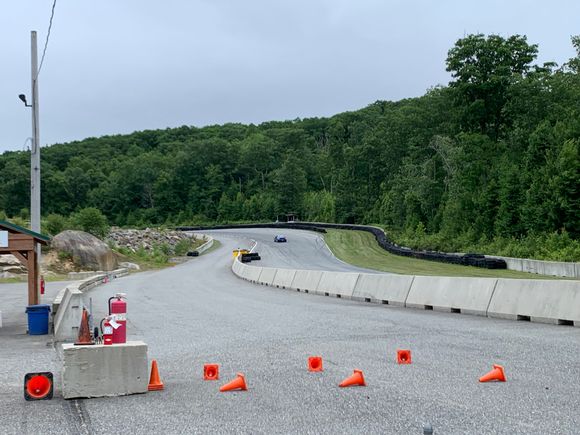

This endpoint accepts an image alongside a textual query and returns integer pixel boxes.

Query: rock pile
[0,254,27,278]
[107,228,196,254]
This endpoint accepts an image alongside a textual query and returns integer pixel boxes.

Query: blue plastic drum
[25,304,51,335]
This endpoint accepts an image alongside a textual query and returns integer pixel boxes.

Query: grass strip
[324,229,559,279]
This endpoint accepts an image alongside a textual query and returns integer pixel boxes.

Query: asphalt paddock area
[1,229,579,434]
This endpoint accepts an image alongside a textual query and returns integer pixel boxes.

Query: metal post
[30,30,41,302]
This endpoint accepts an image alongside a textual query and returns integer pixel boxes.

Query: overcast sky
[1,0,579,152]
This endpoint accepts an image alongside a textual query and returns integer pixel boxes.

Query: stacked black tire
[241,252,261,263]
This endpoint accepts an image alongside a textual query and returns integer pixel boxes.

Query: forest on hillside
[1,34,579,260]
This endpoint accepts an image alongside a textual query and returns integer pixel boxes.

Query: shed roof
[0,220,51,244]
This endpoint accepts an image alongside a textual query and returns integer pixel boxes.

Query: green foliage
[68,207,110,239]
[174,238,193,256]
[44,213,68,236]
[58,250,73,262]
[0,33,578,260]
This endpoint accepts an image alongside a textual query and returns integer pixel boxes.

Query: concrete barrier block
[291,269,324,293]
[232,259,243,276]
[487,279,580,325]
[272,268,296,289]
[54,287,84,342]
[258,267,277,285]
[241,265,262,282]
[352,274,414,306]
[406,276,498,316]
[62,341,148,399]
[316,271,360,298]
[491,256,579,278]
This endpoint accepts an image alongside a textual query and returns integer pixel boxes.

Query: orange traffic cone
[479,364,506,382]
[148,360,164,391]
[204,364,220,380]
[397,349,412,364]
[339,369,366,387]
[24,372,53,401]
[220,373,247,392]
[308,356,323,372]
[74,309,94,345]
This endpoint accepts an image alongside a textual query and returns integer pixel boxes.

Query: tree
[446,34,538,138]
[274,154,307,214]
[69,207,110,239]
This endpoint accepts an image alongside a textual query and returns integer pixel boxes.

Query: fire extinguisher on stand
[100,317,114,345]
[108,293,127,344]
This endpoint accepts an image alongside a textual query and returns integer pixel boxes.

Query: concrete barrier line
[485,279,500,316]
[352,273,362,297]
[403,276,416,307]
[229,250,579,327]
[289,272,298,289]
[53,269,130,341]
[309,271,324,293]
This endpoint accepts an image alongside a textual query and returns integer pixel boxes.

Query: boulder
[0,254,24,267]
[52,231,118,271]
[0,255,27,276]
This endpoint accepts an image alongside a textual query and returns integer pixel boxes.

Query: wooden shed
[0,220,50,305]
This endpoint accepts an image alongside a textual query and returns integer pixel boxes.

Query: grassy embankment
[324,229,560,279]
[114,238,220,270]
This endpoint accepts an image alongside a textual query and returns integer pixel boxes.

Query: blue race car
[274,235,287,243]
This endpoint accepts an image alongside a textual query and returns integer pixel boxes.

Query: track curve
[2,229,578,434]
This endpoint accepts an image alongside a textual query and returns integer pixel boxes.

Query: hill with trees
[1,34,578,261]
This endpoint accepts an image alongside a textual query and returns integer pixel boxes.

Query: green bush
[58,250,73,262]
[174,238,192,256]
[385,225,580,262]
[69,207,110,239]
[44,213,68,236]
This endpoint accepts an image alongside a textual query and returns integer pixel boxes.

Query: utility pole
[30,30,41,302]
[30,30,41,236]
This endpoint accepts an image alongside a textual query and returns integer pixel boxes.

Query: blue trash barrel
[25,304,51,335]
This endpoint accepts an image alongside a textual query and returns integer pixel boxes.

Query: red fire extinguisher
[100,317,113,345]
[40,276,45,295]
[108,293,127,344]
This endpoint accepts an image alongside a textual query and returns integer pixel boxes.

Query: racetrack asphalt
[1,228,579,434]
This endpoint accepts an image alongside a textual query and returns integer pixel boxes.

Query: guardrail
[52,268,128,342]
[193,233,214,255]
[231,259,580,327]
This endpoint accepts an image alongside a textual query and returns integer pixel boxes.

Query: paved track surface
[1,228,579,434]
[208,228,380,272]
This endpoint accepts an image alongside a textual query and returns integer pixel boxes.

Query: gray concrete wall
[62,341,148,399]
[53,286,84,342]
[488,256,579,278]
[352,274,414,306]
[406,276,498,316]
[487,279,580,325]
[231,258,580,327]
[290,269,324,292]
[272,268,296,289]
[52,268,129,342]
[257,267,277,286]
[316,271,359,298]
